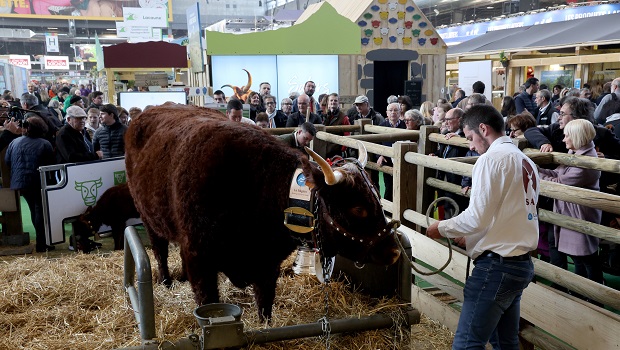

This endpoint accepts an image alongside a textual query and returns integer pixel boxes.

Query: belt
[474,250,531,264]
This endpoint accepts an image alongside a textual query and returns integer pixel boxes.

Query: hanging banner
[44,56,70,70]
[46,33,59,53]
[123,7,168,28]
[9,55,31,69]
[186,3,204,73]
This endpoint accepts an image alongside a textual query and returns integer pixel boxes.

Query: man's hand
[427,221,442,239]
[445,132,459,140]
[461,186,471,195]
[453,237,466,248]
[96,150,103,159]
[4,118,23,135]
[539,143,553,152]
[377,155,385,166]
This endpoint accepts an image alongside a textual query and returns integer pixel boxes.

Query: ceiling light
[47,27,58,30]
[106,28,116,31]
[486,6,493,9]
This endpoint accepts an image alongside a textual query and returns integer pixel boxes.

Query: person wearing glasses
[262,95,287,128]
[507,112,536,139]
[377,103,405,201]
[436,108,469,218]
[279,98,294,118]
[525,97,620,269]
[349,95,384,126]
[403,109,425,130]
[525,97,620,157]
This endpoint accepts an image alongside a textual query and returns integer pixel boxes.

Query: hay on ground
[0,247,453,349]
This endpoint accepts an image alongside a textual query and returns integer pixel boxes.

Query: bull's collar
[283,168,315,241]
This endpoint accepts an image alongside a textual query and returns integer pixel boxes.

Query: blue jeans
[453,256,534,350]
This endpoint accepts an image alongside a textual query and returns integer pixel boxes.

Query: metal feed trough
[116,227,419,350]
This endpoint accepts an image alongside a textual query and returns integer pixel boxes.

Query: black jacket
[349,108,385,126]
[285,111,323,127]
[93,121,128,158]
[536,104,555,125]
[525,123,620,190]
[56,125,99,164]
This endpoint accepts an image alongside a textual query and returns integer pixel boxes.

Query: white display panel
[118,91,187,111]
[40,158,141,245]
[275,55,339,105]
[211,55,339,108]
[458,60,493,102]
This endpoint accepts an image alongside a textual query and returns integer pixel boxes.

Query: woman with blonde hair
[420,101,434,122]
[537,119,603,286]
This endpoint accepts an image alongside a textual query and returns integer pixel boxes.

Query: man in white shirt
[427,104,539,350]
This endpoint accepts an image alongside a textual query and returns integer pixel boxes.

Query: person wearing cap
[93,104,128,159]
[63,87,82,112]
[56,106,100,164]
[68,94,85,109]
[349,95,385,126]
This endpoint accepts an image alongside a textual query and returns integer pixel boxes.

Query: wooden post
[392,142,417,229]
[312,125,327,158]
[355,118,371,134]
[416,125,439,233]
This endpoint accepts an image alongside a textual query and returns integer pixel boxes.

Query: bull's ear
[302,159,324,191]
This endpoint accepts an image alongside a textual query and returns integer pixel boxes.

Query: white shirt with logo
[438,136,540,259]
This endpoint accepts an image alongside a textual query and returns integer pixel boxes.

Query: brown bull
[125,104,400,321]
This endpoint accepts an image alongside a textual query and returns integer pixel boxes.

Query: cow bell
[292,246,316,276]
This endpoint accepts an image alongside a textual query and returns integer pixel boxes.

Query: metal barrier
[123,226,156,344]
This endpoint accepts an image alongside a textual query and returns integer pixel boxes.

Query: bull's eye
[350,206,368,218]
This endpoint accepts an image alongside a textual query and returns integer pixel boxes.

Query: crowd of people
[1,81,137,252]
[2,75,619,348]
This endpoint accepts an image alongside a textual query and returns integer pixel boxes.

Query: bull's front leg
[112,224,125,250]
[181,248,219,306]
[148,229,172,287]
[252,267,281,323]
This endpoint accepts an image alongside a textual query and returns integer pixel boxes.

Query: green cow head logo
[75,178,103,206]
[126,13,136,21]
[114,171,127,185]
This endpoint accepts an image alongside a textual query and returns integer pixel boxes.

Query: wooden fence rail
[267,123,620,349]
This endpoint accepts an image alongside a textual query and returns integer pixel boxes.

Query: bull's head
[75,178,103,206]
[221,69,253,103]
[304,143,401,266]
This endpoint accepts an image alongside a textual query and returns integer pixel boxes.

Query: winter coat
[5,136,54,190]
[93,121,128,159]
[538,142,601,256]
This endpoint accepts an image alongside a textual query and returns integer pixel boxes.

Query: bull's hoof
[162,278,173,288]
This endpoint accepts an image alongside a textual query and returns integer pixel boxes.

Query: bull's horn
[242,69,252,92]
[357,141,368,168]
[305,146,343,186]
[221,84,234,90]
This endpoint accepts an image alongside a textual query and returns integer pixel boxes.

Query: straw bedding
[0,247,453,349]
